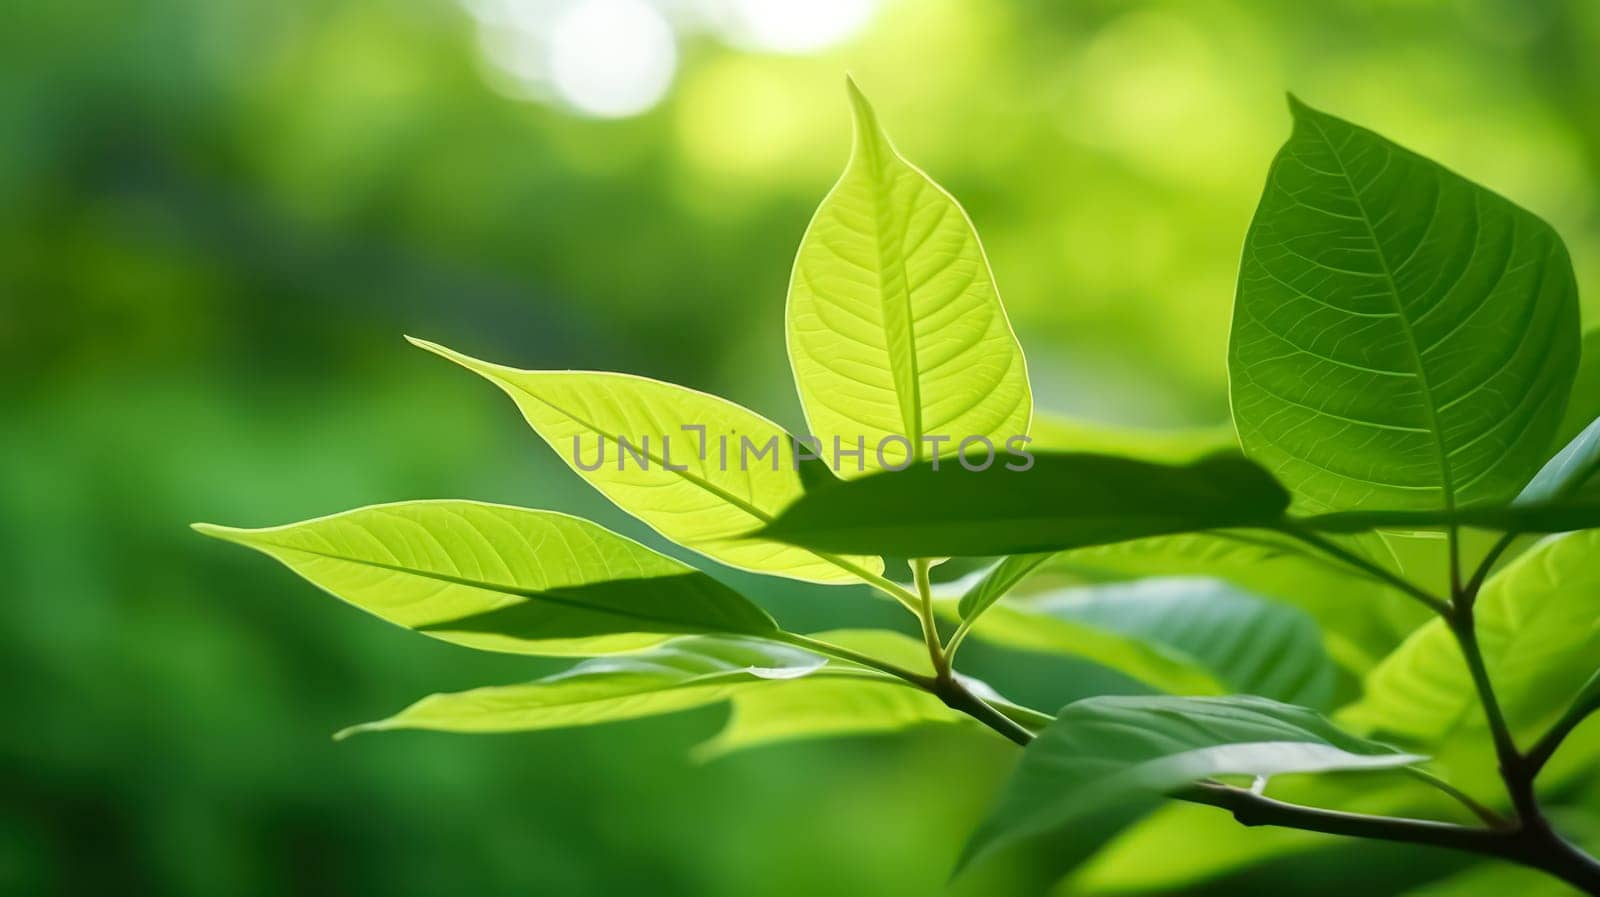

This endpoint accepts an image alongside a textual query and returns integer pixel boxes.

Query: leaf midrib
[1303,114,1458,511]
[499,376,885,584]
[246,537,764,634]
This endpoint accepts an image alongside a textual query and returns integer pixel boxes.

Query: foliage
[197,84,1600,894]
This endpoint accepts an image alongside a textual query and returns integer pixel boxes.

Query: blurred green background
[4,0,1598,894]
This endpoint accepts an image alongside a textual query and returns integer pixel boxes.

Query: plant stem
[1528,695,1599,774]
[833,534,1600,891]
[836,558,925,613]
[1402,767,1510,829]
[1461,530,1518,599]
[1280,523,1451,615]
[774,632,935,689]
[911,558,951,680]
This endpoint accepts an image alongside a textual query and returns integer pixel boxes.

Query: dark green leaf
[961,577,1337,706]
[1034,531,1418,673]
[1300,501,1600,535]
[961,695,1422,871]
[1229,97,1579,513]
[759,452,1291,557]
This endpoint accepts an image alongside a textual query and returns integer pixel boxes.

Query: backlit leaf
[194,501,775,655]
[409,338,882,585]
[1341,530,1600,742]
[337,635,836,737]
[785,79,1030,475]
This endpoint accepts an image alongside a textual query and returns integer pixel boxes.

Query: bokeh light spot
[549,0,677,119]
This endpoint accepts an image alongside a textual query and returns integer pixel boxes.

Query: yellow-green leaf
[193,501,775,656]
[785,79,1030,475]
[1342,530,1600,743]
[337,635,833,737]
[409,338,882,585]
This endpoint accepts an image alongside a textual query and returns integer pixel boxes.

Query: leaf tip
[842,74,886,157]
[1284,92,1318,120]
[191,521,248,543]
[406,336,511,383]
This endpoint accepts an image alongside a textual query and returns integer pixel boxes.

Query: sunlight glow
[716,0,877,54]
[549,0,678,118]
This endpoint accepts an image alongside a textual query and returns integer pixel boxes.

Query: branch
[1279,524,1451,615]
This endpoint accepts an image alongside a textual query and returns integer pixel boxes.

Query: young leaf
[786,78,1030,475]
[961,695,1423,871]
[1229,97,1580,513]
[1342,530,1600,742]
[957,577,1338,707]
[336,635,835,737]
[955,553,1053,622]
[193,501,775,656]
[408,338,882,585]
[760,451,1291,557]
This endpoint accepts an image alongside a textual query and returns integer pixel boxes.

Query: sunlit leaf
[409,338,882,584]
[760,451,1290,557]
[961,695,1422,871]
[1342,530,1600,742]
[955,553,1052,622]
[785,78,1030,476]
[193,501,775,655]
[1229,97,1579,513]
[337,635,841,737]
[957,577,1337,706]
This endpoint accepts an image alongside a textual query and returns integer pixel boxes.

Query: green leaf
[408,338,882,585]
[956,577,1337,706]
[1229,97,1580,513]
[1301,501,1600,535]
[696,629,1018,757]
[785,78,1031,475]
[961,695,1422,871]
[1341,530,1600,742]
[1035,531,1419,672]
[760,451,1291,557]
[1516,414,1600,506]
[337,635,842,737]
[1075,774,1436,892]
[1027,413,1237,463]
[955,553,1052,622]
[193,501,775,656]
